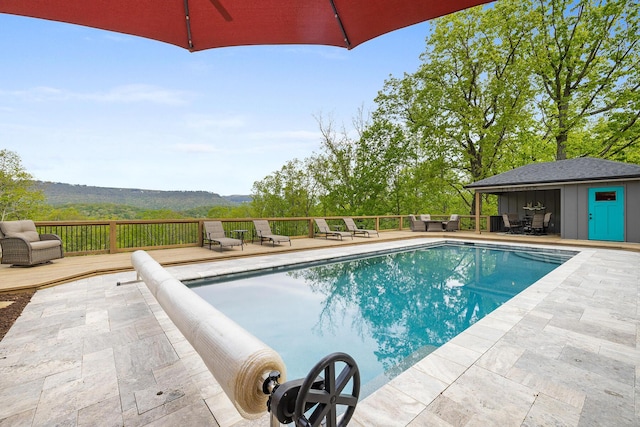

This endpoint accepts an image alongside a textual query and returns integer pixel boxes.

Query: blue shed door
[588,186,624,241]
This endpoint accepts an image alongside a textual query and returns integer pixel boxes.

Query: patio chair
[419,214,431,221]
[253,220,291,246]
[314,218,352,240]
[0,220,64,266]
[442,214,460,231]
[529,213,545,235]
[408,215,426,232]
[342,217,379,238]
[543,212,552,234]
[502,214,523,234]
[202,221,243,252]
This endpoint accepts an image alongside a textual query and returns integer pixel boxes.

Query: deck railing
[34,215,490,256]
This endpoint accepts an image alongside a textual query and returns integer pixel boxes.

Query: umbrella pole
[329,0,351,49]
[183,0,194,50]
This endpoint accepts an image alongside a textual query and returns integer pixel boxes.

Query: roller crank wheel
[294,352,360,427]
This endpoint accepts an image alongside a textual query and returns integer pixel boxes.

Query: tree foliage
[250,158,319,218]
[527,0,640,160]
[372,1,540,214]
[205,204,253,219]
[250,0,639,218]
[0,149,45,221]
[40,182,239,210]
[311,113,403,216]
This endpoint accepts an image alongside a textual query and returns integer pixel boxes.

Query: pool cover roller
[131,250,287,419]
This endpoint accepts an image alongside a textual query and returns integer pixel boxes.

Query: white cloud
[1,86,65,101]
[184,114,246,130]
[85,84,192,105]
[173,143,221,153]
[1,84,192,105]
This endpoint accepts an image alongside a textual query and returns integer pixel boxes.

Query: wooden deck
[2,230,639,293]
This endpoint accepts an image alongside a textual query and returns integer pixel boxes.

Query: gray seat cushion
[0,220,40,242]
[30,240,62,250]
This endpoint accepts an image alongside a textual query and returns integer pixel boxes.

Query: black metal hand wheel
[294,352,360,427]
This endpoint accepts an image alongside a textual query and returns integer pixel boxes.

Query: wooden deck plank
[2,231,638,293]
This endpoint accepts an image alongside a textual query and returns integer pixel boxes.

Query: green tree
[0,149,45,221]
[528,0,640,160]
[248,0,640,218]
[373,1,537,214]
[37,206,87,221]
[138,209,184,219]
[205,204,253,218]
[251,158,319,218]
[355,119,411,215]
[312,112,426,216]
[312,115,359,215]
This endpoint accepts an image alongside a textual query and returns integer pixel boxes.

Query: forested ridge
[36,181,250,211]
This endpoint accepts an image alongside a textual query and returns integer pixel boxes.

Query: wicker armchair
[408,215,426,232]
[0,220,64,266]
[443,214,460,231]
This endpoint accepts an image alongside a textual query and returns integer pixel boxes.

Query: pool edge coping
[162,237,596,426]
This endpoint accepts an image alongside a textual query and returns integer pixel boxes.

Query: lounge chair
[0,220,64,266]
[502,214,523,234]
[253,220,291,246]
[409,215,426,232]
[442,214,460,231]
[314,218,352,240]
[203,221,243,252]
[342,217,379,237]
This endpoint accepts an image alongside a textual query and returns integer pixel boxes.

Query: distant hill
[36,181,251,211]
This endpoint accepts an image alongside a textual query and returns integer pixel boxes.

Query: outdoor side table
[231,229,248,243]
[424,220,444,232]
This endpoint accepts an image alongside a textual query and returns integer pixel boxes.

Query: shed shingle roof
[466,157,640,189]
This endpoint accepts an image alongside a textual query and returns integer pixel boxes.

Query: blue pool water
[187,243,573,397]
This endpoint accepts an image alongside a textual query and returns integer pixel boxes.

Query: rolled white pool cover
[131,250,286,419]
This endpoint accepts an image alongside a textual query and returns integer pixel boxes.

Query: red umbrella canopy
[1,0,494,51]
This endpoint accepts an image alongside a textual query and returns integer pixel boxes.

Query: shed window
[595,191,616,201]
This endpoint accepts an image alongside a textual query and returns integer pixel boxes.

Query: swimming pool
[187,242,574,398]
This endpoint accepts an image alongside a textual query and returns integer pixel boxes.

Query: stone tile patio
[0,238,638,426]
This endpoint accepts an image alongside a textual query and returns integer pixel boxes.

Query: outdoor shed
[466,157,640,243]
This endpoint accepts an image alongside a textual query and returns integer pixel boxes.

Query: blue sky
[1,14,433,195]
